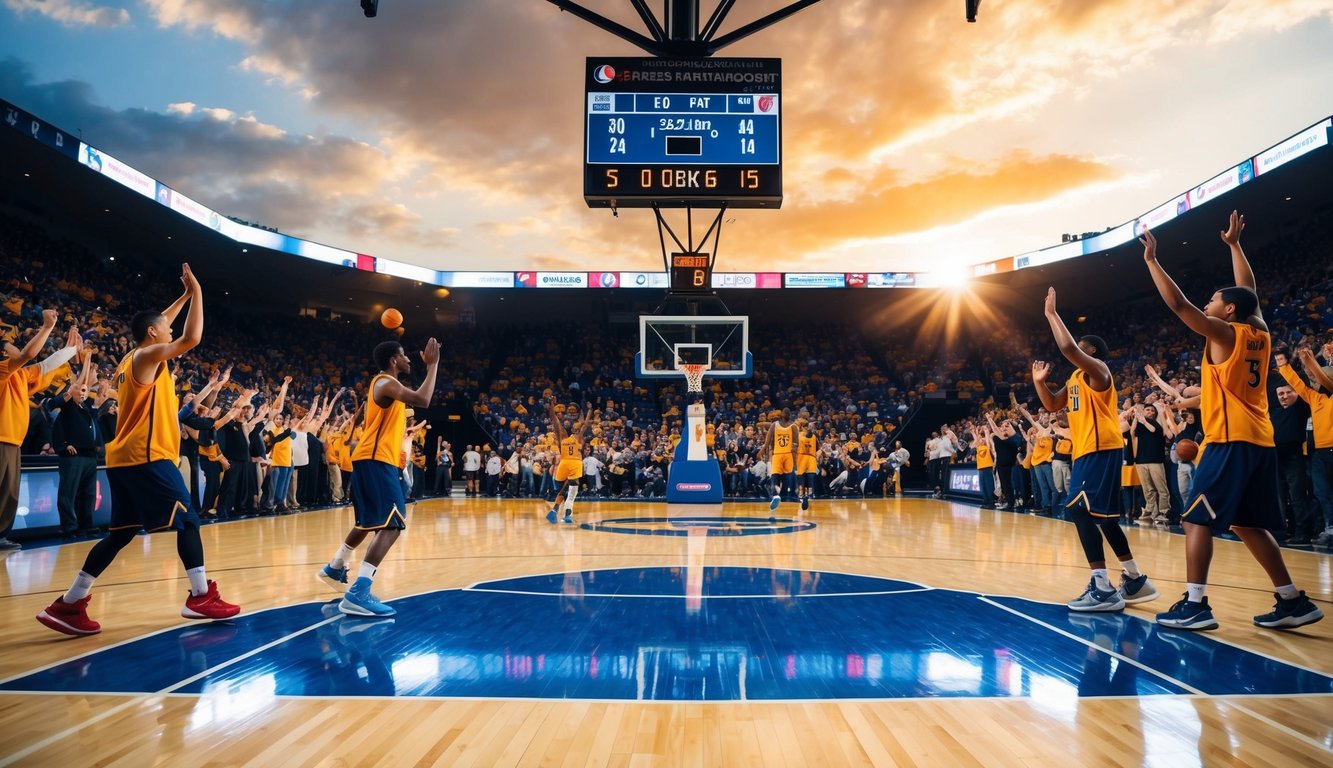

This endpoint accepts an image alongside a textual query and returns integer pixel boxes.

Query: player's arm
[1043,288,1110,391]
[1030,361,1067,412]
[373,338,439,407]
[1158,407,1178,439]
[1219,210,1257,297]
[134,264,203,376]
[1279,358,1316,404]
[759,422,774,460]
[1143,363,1187,407]
[1141,230,1235,347]
[1296,346,1333,392]
[8,309,57,368]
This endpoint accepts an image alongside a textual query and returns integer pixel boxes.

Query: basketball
[1176,439,1199,463]
[381,307,403,329]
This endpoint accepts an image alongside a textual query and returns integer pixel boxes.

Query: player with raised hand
[1142,213,1322,630]
[1032,287,1158,613]
[319,337,439,616]
[39,264,240,636]
[545,400,594,524]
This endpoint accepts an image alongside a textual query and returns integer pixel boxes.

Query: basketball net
[679,363,707,394]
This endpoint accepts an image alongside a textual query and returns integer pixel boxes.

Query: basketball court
[0,495,1329,766]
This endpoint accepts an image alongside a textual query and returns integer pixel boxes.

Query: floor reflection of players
[303,602,396,696]
[1071,614,1144,696]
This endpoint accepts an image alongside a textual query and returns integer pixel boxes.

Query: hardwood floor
[1,496,1329,767]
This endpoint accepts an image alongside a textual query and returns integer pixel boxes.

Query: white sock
[64,571,96,603]
[186,566,209,597]
[1275,584,1299,600]
[1091,569,1112,592]
[563,487,578,511]
[1120,558,1141,578]
[358,562,378,582]
[330,543,355,569]
[1186,583,1207,603]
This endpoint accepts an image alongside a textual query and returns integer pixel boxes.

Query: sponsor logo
[635,273,647,286]
[597,272,619,288]
[593,64,616,84]
[674,482,713,492]
[758,95,776,113]
[517,272,536,288]
[845,273,867,288]
[718,273,755,288]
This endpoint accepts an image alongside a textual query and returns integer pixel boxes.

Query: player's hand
[221,365,232,384]
[1219,210,1245,246]
[181,263,200,292]
[65,325,82,349]
[41,309,57,328]
[1044,287,1057,317]
[1297,346,1318,364]
[1032,360,1050,383]
[421,338,440,366]
[1139,228,1158,262]
[66,445,77,455]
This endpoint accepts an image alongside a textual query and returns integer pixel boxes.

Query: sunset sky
[2,0,1331,275]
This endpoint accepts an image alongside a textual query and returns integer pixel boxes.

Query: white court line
[0,614,341,767]
[978,596,1333,755]
[464,586,934,600]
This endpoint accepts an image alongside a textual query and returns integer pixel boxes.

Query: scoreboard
[584,57,782,209]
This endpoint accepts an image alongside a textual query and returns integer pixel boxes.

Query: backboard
[636,315,752,379]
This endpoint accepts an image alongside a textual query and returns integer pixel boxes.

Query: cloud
[4,0,128,28]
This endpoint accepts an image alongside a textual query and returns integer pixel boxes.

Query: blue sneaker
[1067,578,1125,612]
[318,564,350,593]
[339,577,396,617]
[562,512,574,523]
[1156,594,1217,630]
[769,495,781,511]
[545,508,558,524]
[1253,591,1324,629]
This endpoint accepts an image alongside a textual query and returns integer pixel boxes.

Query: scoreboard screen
[584,57,782,209]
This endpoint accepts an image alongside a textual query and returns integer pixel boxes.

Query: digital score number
[584,57,782,209]
[670,253,712,292]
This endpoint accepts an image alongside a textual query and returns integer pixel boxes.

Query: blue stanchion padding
[666,430,723,503]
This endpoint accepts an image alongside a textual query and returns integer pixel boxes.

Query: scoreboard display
[670,252,712,292]
[584,57,782,209]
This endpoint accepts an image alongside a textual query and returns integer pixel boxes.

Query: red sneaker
[182,580,241,620]
[36,596,101,636]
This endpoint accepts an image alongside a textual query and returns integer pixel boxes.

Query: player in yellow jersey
[1032,287,1158,613]
[1143,213,1322,630]
[545,400,594,524]
[38,264,241,637]
[319,339,439,616]
[762,409,797,511]
[795,418,818,512]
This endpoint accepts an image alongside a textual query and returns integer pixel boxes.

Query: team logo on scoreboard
[593,64,616,84]
[758,95,776,113]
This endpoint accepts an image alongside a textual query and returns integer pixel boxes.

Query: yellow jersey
[0,362,62,446]
[798,434,816,457]
[1030,435,1053,465]
[1200,323,1274,447]
[268,426,292,467]
[772,424,795,455]
[560,435,581,461]
[106,351,181,467]
[1066,369,1123,459]
[351,374,407,465]
[975,443,994,469]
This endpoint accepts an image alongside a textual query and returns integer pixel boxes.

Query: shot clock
[670,253,713,292]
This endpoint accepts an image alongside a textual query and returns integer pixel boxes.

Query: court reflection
[6,568,1330,705]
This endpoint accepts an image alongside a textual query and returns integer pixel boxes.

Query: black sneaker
[0,538,21,550]
[1253,592,1324,629]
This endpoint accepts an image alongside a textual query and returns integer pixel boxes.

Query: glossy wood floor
[1,495,1330,767]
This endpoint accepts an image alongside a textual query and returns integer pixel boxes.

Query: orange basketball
[1175,439,1198,463]
[381,308,403,329]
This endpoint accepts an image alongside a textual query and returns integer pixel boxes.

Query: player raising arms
[38,264,240,636]
[1142,212,1322,630]
[546,400,593,524]
[319,338,439,616]
[1032,288,1158,612]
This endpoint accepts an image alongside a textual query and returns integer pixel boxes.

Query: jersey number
[1246,359,1261,388]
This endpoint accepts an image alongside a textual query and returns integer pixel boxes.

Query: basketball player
[546,400,593,524]
[1032,287,1158,612]
[318,338,439,616]
[38,264,241,636]
[1142,214,1322,630]
[795,417,818,512]
[763,409,797,511]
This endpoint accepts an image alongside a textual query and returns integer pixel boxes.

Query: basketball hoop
[679,363,707,394]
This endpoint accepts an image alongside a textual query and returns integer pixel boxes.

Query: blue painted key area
[4,568,1328,701]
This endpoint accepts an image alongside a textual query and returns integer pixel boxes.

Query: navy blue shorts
[1064,449,1122,519]
[351,460,408,530]
[1184,442,1283,532]
[108,460,200,532]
